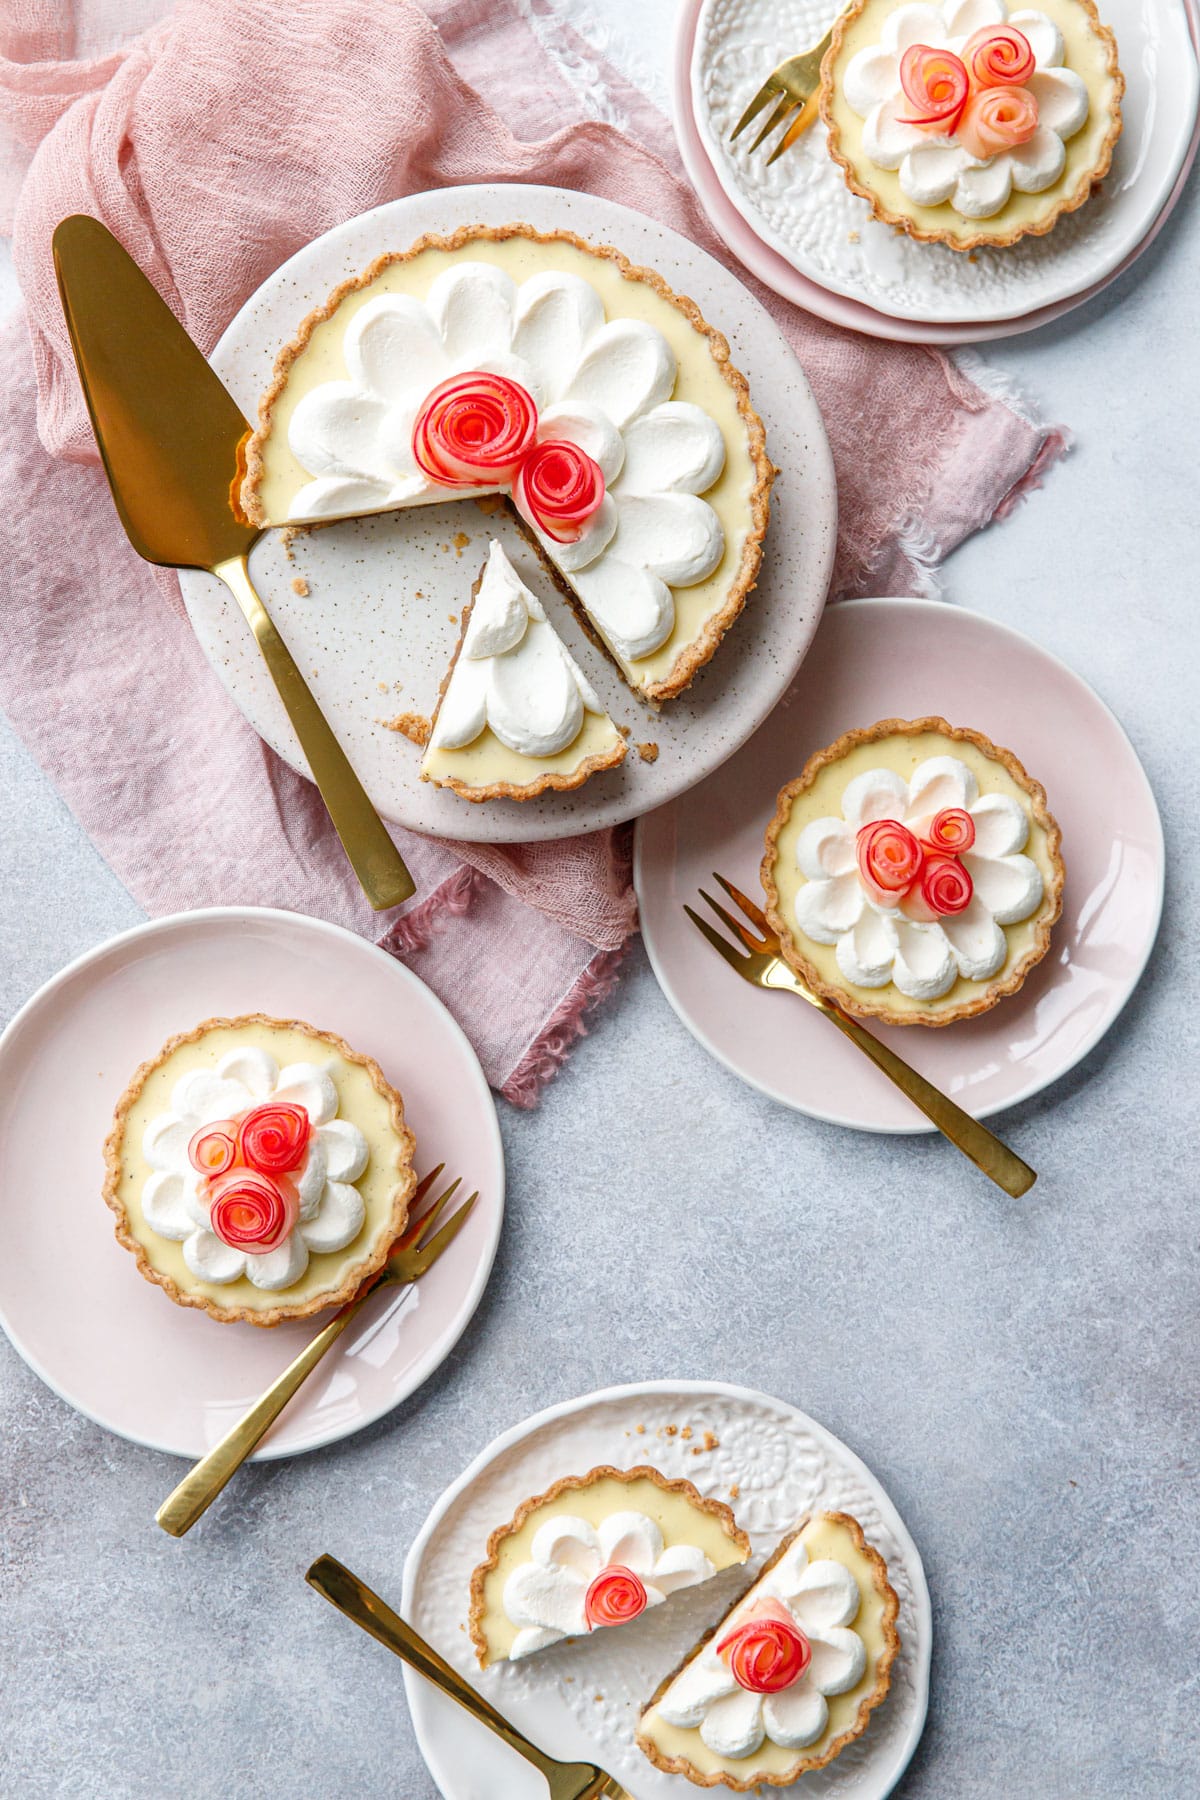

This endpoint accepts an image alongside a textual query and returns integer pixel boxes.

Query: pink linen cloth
[0,0,1064,1103]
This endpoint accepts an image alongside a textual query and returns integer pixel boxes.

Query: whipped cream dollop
[656,1537,866,1760]
[430,542,603,759]
[793,755,1043,1001]
[843,3,1089,218]
[501,1510,716,1660]
[285,262,727,663]
[141,1047,369,1290]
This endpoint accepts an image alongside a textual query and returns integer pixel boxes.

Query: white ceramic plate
[0,908,504,1459]
[177,185,836,845]
[400,1380,930,1799]
[691,0,1200,327]
[634,598,1165,1133]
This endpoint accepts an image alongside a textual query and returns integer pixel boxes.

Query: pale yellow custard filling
[476,1476,749,1666]
[113,1023,408,1314]
[253,235,759,694]
[639,1514,893,1780]
[826,0,1121,244]
[770,729,1057,1017]
[421,710,624,795]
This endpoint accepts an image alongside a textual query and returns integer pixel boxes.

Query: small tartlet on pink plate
[762,717,1064,1028]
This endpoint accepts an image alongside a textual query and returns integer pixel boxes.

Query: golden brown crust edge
[419,558,627,802]
[819,0,1125,253]
[467,1464,751,1669]
[760,717,1065,1029]
[240,223,773,703]
[101,1014,418,1328]
[636,1510,901,1790]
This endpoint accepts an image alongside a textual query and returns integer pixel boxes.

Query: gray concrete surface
[2,3,1199,1796]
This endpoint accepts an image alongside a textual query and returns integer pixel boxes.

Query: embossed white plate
[687,0,1200,330]
[177,184,836,843]
[401,1380,930,1797]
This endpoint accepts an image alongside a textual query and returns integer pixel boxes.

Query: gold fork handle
[156,1286,376,1536]
[305,1556,562,1783]
[213,553,415,913]
[819,1000,1036,1197]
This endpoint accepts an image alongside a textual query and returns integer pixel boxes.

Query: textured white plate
[177,185,836,845]
[692,0,1200,325]
[401,1380,930,1798]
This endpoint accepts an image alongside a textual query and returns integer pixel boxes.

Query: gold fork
[686,874,1036,1197]
[307,1555,633,1800]
[156,1167,478,1536]
[731,7,851,165]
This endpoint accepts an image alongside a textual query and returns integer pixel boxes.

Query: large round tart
[103,1015,417,1326]
[240,223,772,704]
[762,718,1064,1027]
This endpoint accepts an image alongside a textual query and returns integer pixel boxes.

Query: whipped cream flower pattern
[502,1511,717,1660]
[794,756,1044,1001]
[430,542,604,759]
[843,2,1090,220]
[656,1537,866,1760]
[285,263,727,663]
[141,1048,369,1290]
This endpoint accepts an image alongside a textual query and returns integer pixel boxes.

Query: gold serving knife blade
[52,214,414,912]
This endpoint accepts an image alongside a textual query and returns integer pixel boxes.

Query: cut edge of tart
[420,543,628,801]
[239,222,774,704]
[761,716,1065,1029]
[818,0,1125,253]
[102,1013,417,1328]
[636,1511,900,1790]
[467,1463,752,1669]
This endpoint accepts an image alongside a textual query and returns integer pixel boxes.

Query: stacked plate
[676,0,1200,342]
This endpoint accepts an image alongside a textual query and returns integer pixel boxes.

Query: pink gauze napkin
[0,0,1066,1104]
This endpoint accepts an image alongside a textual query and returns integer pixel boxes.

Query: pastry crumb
[848,230,860,244]
[968,253,979,264]
[415,590,425,599]
[453,531,471,555]
[635,1423,645,1435]
[616,723,631,738]
[730,1483,740,1500]
[377,682,388,693]
[448,613,457,625]
[440,542,451,553]
[594,1694,604,1704]
[680,1426,692,1440]
[291,576,309,597]
[664,1424,678,1437]
[475,494,505,516]
[703,1431,720,1452]
[383,712,431,746]
[636,741,659,763]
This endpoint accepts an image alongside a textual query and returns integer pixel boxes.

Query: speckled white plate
[0,908,503,1460]
[177,185,836,845]
[689,0,1200,328]
[634,598,1165,1133]
[399,1380,930,1799]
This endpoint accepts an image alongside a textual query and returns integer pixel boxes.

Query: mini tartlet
[637,1512,899,1789]
[762,717,1064,1027]
[102,1014,416,1326]
[820,0,1124,251]
[468,1465,751,1668]
[240,223,772,703]
[421,541,626,801]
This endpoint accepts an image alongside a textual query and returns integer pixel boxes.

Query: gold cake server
[52,214,414,912]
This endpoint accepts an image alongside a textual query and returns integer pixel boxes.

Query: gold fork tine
[767,93,819,164]
[395,1171,460,1251]
[730,74,782,142]
[699,885,769,954]
[712,870,771,933]
[684,904,751,970]
[410,1191,478,1275]
[748,91,799,155]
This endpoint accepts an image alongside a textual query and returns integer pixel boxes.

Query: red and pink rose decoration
[188,1102,313,1255]
[898,26,1041,157]
[857,807,976,919]
[412,371,605,542]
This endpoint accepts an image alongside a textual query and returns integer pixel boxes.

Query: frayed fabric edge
[992,424,1073,522]
[377,862,483,958]
[500,939,630,1108]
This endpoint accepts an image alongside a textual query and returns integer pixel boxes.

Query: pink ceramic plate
[635,599,1164,1132]
[0,909,504,1458]
[674,0,1200,344]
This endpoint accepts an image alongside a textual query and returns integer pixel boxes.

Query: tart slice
[103,1015,417,1327]
[468,1465,751,1668]
[421,541,626,801]
[239,223,771,701]
[762,717,1064,1027]
[820,0,1124,251]
[637,1512,899,1789]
